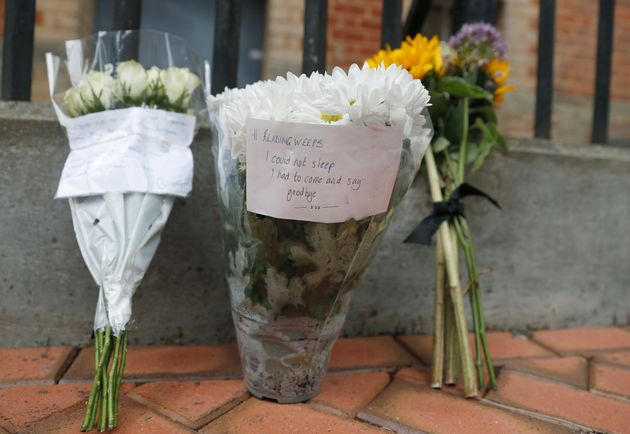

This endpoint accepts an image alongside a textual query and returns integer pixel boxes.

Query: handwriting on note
[245,118,403,223]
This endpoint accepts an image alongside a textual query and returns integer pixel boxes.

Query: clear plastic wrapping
[210,65,433,402]
[46,30,207,335]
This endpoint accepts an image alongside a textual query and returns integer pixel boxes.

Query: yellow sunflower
[367,34,443,80]
[484,58,515,104]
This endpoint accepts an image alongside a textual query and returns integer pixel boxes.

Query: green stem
[107,334,121,428]
[98,326,112,432]
[458,216,497,389]
[443,290,458,385]
[81,328,108,432]
[458,97,469,183]
[431,236,446,388]
[452,218,484,388]
[114,331,129,425]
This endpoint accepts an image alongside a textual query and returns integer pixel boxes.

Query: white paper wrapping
[69,193,174,334]
[56,107,195,199]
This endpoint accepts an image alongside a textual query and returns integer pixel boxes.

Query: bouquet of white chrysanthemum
[46,30,205,431]
[209,64,432,403]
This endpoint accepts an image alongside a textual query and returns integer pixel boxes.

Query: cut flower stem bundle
[367,22,512,395]
[81,328,128,431]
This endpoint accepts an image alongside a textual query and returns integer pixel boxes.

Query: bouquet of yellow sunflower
[368,23,514,397]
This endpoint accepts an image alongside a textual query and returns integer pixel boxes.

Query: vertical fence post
[534,0,556,139]
[381,0,402,49]
[112,0,142,30]
[403,0,433,40]
[211,0,243,92]
[1,0,36,101]
[591,0,615,144]
[452,0,497,32]
[302,0,327,75]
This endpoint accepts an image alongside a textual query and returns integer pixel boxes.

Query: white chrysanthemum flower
[208,63,430,163]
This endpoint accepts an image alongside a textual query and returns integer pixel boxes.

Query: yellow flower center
[321,113,342,122]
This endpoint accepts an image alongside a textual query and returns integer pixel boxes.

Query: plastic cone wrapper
[46,30,206,430]
[208,64,433,402]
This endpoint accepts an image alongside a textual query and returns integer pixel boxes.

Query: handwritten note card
[246,118,403,223]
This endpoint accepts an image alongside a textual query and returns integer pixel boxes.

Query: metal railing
[0,0,618,144]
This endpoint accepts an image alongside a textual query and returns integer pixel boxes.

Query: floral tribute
[209,64,432,403]
[368,22,514,396]
[46,30,204,431]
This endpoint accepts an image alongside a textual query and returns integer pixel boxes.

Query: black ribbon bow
[404,183,501,246]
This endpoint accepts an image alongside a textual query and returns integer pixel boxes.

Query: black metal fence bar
[403,0,432,40]
[534,0,556,139]
[211,0,242,93]
[113,0,142,30]
[1,0,36,101]
[452,0,497,32]
[591,0,616,144]
[381,0,402,49]
[302,0,327,75]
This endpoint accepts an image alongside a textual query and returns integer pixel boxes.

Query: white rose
[183,69,201,103]
[82,70,116,109]
[63,85,84,117]
[161,67,201,107]
[116,60,147,98]
[160,67,188,105]
[147,66,161,87]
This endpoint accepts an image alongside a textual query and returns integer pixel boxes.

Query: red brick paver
[22,397,193,434]
[62,344,241,383]
[0,346,76,387]
[128,380,248,429]
[590,362,630,400]
[532,327,630,355]
[4,328,630,433]
[311,372,390,416]
[399,331,554,365]
[593,349,630,368]
[0,383,134,432]
[503,356,589,389]
[202,398,386,433]
[358,379,571,434]
[329,336,417,371]
[487,370,630,433]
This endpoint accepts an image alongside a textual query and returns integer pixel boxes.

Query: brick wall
[0,0,4,36]
[1,0,629,142]
[264,0,387,78]
[496,0,630,143]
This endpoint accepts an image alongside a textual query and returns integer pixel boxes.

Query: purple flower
[448,22,507,68]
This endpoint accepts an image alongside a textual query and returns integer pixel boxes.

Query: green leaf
[432,136,450,153]
[470,119,499,173]
[469,106,497,123]
[437,77,492,100]
[428,90,449,124]
[466,142,479,164]
[444,103,464,145]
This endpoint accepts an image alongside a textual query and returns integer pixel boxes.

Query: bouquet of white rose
[209,64,432,403]
[46,30,205,431]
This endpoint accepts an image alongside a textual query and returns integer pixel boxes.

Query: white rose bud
[116,60,147,98]
[82,70,116,109]
[161,67,201,107]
